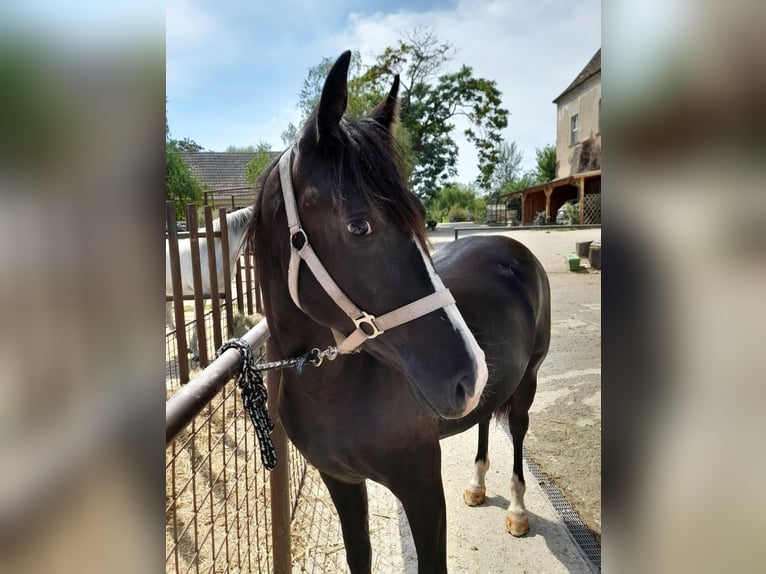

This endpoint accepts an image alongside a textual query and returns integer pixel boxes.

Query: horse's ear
[315,51,352,142]
[368,74,400,131]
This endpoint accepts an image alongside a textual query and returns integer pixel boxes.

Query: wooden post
[219,207,234,334]
[203,206,223,351]
[187,205,209,367]
[166,202,190,384]
[544,187,553,223]
[578,177,585,224]
[521,193,526,225]
[244,247,254,315]
[235,258,245,315]
[267,365,292,573]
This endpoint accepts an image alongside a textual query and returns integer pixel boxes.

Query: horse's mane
[213,205,253,233]
[247,115,427,256]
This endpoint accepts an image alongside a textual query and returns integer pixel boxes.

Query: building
[503,49,601,225]
[554,49,601,179]
[180,151,281,210]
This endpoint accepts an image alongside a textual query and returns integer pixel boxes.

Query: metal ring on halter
[290,228,308,251]
[354,312,383,339]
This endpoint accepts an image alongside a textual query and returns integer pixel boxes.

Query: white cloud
[328,0,600,184]
[166,0,234,97]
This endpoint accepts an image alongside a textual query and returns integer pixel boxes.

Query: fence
[166,319,308,573]
[166,201,262,388]
[166,200,313,572]
[203,188,254,211]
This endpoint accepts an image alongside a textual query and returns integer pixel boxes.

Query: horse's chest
[278,385,411,480]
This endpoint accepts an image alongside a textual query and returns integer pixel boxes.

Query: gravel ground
[290,225,602,572]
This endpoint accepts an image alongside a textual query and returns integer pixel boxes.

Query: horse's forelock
[333,117,429,250]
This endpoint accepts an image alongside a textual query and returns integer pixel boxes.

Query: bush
[427,182,487,223]
[448,206,470,222]
[564,201,580,224]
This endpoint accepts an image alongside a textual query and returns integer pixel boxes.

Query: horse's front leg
[389,442,448,574]
[320,472,372,574]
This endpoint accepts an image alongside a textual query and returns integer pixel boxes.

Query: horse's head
[253,51,487,419]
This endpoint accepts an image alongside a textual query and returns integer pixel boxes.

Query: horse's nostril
[455,376,469,407]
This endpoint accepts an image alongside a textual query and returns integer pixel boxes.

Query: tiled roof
[179,151,281,190]
[553,49,601,104]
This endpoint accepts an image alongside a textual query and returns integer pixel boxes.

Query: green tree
[244,141,273,185]
[427,182,486,223]
[362,29,508,199]
[534,144,557,182]
[490,141,524,197]
[281,50,382,145]
[172,137,204,152]
[166,110,204,219]
[166,142,203,220]
[289,29,508,202]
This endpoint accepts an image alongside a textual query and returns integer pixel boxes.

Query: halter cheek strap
[278,148,455,354]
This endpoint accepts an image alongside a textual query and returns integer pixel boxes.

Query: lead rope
[216,339,338,470]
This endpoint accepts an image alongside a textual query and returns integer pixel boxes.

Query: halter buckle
[354,312,383,339]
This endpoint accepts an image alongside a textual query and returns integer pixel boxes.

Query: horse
[166,206,253,357]
[248,51,550,573]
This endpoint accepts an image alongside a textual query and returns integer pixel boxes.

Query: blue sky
[167,0,600,182]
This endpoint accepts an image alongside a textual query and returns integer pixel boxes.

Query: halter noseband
[278,148,455,354]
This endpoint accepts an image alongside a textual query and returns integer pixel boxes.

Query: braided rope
[216,339,338,470]
[216,339,279,470]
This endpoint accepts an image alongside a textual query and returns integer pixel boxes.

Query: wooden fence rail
[165,201,260,385]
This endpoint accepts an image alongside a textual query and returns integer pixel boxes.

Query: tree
[281,51,383,145]
[172,137,204,152]
[166,110,204,219]
[288,29,509,202]
[362,29,508,199]
[427,182,486,223]
[244,142,273,185]
[490,141,524,196]
[166,142,203,220]
[535,144,557,182]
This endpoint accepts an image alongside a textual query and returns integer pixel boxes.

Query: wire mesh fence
[165,346,275,573]
[165,319,317,574]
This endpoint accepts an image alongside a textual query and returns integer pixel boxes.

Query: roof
[179,151,281,191]
[497,169,601,200]
[553,49,601,104]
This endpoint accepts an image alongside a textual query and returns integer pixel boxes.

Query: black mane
[247,114,428,255]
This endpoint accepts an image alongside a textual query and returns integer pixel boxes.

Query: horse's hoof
[463,487,486,507]
[506,512,529,537]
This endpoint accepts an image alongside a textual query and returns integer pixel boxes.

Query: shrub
[448,206,470,222]
[564,201,580,224]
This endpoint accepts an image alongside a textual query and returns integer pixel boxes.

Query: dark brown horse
[248,51,550,573]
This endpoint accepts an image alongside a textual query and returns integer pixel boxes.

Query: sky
[167,0,600,183]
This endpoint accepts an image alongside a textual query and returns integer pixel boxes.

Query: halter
[278,148,456,354]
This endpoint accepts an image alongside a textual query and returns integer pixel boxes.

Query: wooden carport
[500,169,601,225]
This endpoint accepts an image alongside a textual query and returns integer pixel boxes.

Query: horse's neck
[262,277,333,359]
[225,225,246,268]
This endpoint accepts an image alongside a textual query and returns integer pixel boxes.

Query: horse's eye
[346,220,372,236]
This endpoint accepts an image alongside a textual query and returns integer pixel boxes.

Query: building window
[570,114,579,145]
